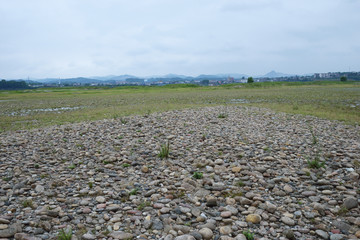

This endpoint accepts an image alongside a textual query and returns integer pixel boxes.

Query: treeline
[0,80,31,90]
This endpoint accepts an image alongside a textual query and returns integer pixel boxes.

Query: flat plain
[0,81,359,132]
[0,82,359,240]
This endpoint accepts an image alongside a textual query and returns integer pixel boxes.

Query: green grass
[0,81,359,132]
[243,230,254,240]
[158,142,170,159]
[192,171,203,179]
[57,228,72,240]
[307,156,326,169]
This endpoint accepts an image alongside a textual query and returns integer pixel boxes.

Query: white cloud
[0,0,360,78]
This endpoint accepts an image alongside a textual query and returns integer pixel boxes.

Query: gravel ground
[0,106,359,240]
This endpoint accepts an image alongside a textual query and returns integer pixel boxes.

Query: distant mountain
[214,73,248,78]
[14,72,286,85]
[262,71,294,78]
[91,75,137,81]
[195,74,225,80]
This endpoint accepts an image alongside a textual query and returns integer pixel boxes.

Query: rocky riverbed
[0,106,359,240]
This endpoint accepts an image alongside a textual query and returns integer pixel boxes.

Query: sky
[1,0,360,79]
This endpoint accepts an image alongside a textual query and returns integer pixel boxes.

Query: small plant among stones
[120,118,128,124]
[338,206,349,216]
[129,188,139,196]
[243,230,254,240]
[158,142,170,159]
[68,163,76,169]
[354,160,360,168]
[22,199,34,208]
[169,190,185,199]
[2,176,12,181]
[193,171,203,179]
[307,156,325,169]
[57,228,72,240]
[88,182,93,189]
[308,125,318,145]
[122,163,130,168]
[237,181,245,187]
[218,113,227,118]
[137,201,151,210]
[40,174,48,179]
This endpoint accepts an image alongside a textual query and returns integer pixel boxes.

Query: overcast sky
[1,0,360,79]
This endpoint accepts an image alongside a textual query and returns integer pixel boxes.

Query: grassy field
[0,81,359,132]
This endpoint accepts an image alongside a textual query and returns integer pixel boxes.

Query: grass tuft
[193,171,203,179]
[158,142,170,159]
[307,156,326,169]
[57,228,72,240]
[243,230,254,240]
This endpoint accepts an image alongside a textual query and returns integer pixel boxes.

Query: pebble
[199,228,213,240]
[315,229,329,239]
[281,216,295,226]
[174,235,196,240]
[95,196,106,203]
[245,214,261,224]
[343,197,358,209]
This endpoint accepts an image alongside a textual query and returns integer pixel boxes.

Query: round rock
[245,214,261,224]
[199,228,213,240]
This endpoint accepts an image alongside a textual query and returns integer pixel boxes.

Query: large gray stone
[0,223,22,238]
[343,197,358,209]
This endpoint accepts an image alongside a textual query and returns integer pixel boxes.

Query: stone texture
[0,106,359,240]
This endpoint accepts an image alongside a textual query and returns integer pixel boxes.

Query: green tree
[247,77,254,83]
[340,76,347,82]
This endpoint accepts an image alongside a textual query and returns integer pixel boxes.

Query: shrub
[247,77,254,83]
[340,76,347,82]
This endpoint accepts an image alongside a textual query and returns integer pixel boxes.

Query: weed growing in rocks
[338,206,349,216]
[237,181,245,187]
[354,160,360,168]
[120,118,128,124]
[243,230,254,240]
[129,188,139,195]
[308,125,318,145]
[68,163,76,169]
[193,171,203,179]
[2,176,12,181]
[137,201,151,211]
[218,113,227,118]
[158,142,170,159]
[57,228,72,240]
[307,156,325,169]
[22,199,34,208]
[122,163,130,168]
[88,182,93,188]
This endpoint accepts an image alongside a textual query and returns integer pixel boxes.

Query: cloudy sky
[1,0,360,79]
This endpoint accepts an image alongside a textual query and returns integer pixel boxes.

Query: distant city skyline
[1,0,360,79]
